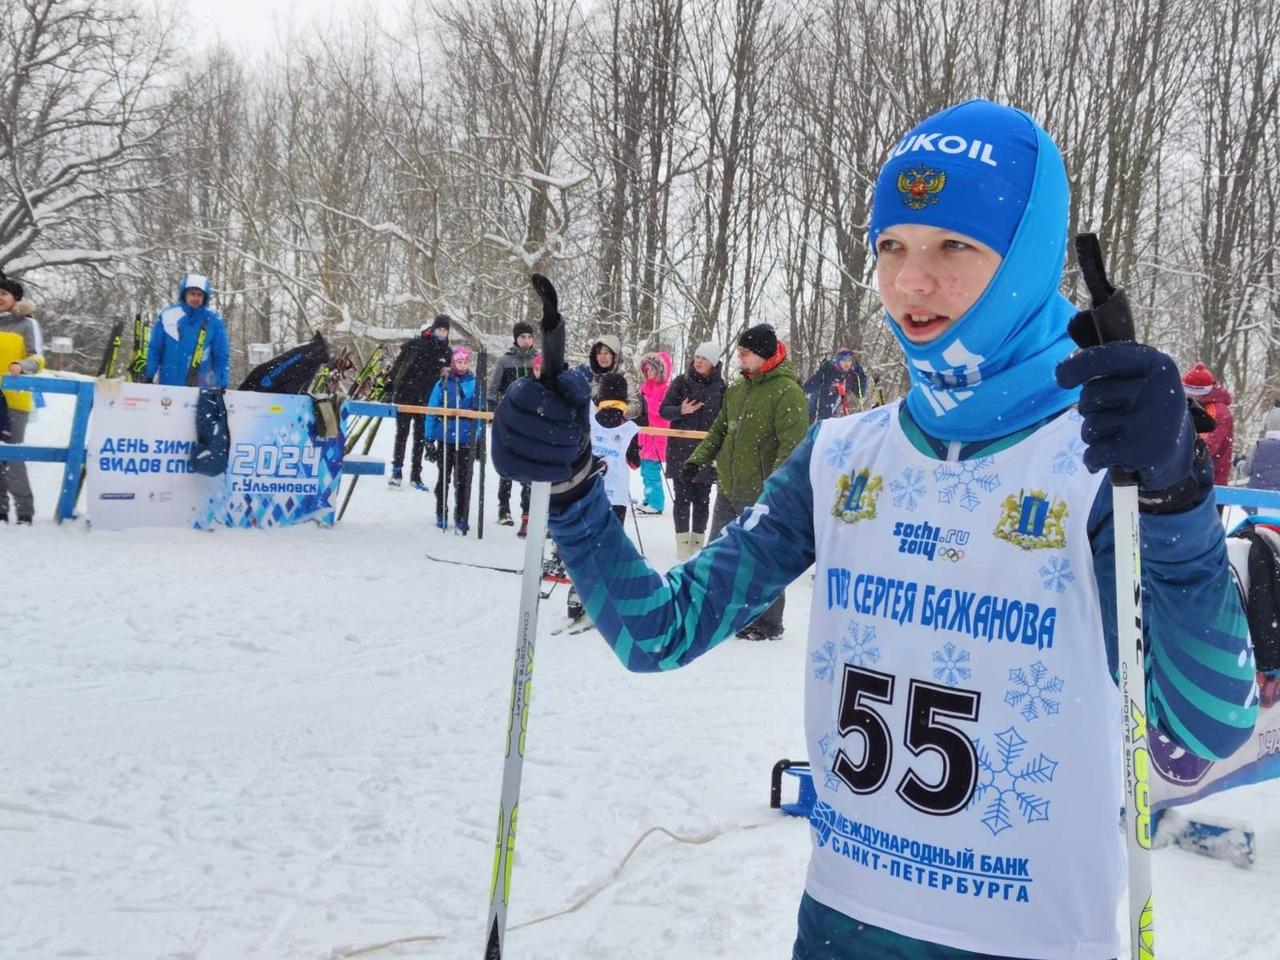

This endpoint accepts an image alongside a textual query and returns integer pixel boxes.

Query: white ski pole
[1071,233,1154,960]
[485,274,565,960]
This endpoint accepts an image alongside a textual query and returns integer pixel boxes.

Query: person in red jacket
[1183,362,1234,485]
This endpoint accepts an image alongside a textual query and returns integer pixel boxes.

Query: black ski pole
[484,275,565,960]
[441,374,451,532]
[630,502,646,555]
[476,348,488,540]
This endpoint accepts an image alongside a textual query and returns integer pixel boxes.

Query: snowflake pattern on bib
[934,456,1000,512]
[890,467,927,511]
[970,726,1058,837]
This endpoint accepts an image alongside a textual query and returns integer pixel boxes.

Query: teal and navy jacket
[547,404,1256,958]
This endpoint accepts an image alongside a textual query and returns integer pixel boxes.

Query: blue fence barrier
[0,375,94,522]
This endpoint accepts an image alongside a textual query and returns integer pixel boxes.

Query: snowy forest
[2,0,1279,427]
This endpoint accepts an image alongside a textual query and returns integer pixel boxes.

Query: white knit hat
[693,339,722,365]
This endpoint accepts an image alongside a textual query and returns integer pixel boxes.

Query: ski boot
[387,466,403,488]
[634,501,662,516]
[566,586,584,622]
[516,514,529,538]
[497,509,514,526]
[411,478,428,492]
[541,551,570,584]
[455,520,469,536]
[435,516,448,530]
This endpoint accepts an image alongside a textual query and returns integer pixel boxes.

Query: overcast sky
[183,0,373,54]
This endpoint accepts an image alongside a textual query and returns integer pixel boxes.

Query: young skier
[592,371,641,523]
[425,346,479,534]
[492,99,1257,958]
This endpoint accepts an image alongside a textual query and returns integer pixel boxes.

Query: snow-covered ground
[4,384,1279,959]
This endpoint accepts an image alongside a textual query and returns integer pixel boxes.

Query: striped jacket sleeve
[1090,490,1257,760]
[548,428,819,671]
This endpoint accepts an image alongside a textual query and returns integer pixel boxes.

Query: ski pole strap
[1068,233,1138,487]
[184,318,210,388]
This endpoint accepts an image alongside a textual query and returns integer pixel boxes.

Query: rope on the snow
[326,818,785,957]
[510,819,780,930]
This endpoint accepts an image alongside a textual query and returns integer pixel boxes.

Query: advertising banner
[86,383,342,529]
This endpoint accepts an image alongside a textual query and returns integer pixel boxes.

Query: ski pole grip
[1068,233,1140,488]
[530,273,565,385]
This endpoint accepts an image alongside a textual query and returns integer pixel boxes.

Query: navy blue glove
[492,367,600,503]
[1055,341,1209,505]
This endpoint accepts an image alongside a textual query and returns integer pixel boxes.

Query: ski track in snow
[4,388,1279,958]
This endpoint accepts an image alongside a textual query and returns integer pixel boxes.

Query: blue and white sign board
[86,382,343,529]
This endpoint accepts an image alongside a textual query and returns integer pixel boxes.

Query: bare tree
[0,0,174,276]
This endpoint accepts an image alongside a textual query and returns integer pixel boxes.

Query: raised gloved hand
[1055,342,1198,491]
[491,366,600,504]
[424,440,440,463]
[1056,234,1210,512]
[679,460,702,485]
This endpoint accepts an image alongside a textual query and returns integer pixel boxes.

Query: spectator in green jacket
[680,323,808,639]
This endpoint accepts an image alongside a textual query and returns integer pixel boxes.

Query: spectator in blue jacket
[144,273,231,388]
[425,346,480,534]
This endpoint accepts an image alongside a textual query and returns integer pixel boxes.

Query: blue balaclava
[869,99,1079,441]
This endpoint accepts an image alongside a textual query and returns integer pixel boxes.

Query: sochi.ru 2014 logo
[891,518,969,561]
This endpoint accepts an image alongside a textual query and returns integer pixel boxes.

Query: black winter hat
[598,371,628,403]
[0,278,24,300]
[431,314,452,331]
[513,320,535,342]
[738,323,778,360]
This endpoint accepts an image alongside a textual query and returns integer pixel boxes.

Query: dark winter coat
[803,358,868,421]
[1247,437,1280,492]
[487,344,538,409]
[425,371,480,445]
[388,333,451,404]
[686,348,809,504]
[659,363,726,479]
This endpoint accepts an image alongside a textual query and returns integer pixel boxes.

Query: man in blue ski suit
[144,273,231,388]
[490,100,1257,959]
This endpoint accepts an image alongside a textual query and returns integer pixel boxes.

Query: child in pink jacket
[636,351,671,514]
